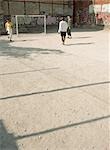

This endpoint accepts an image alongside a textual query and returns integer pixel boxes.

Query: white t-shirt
[58,20,68,32]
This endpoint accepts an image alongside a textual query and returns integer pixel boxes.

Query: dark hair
[61,16,65,21]
[6,19,10,22]
[62,17,64,21]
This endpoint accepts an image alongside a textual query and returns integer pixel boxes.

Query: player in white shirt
[58,17,68,45]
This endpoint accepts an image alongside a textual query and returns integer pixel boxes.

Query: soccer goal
[15,15,46,36]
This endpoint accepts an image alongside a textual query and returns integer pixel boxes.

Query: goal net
[13,15,46,36]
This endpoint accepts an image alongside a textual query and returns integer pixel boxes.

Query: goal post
[15,15,46,36]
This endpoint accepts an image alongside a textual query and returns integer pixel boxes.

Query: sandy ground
[0,29,110,150]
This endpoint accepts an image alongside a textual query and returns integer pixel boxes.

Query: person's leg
[63,36,65,44]
[62,35,65,44]
[7,32,9,39]
[69,29,71,36]
[67,27,69,38]
[7,29,10,39]
[61,32,64,44]
[68,28,72,38]
[8,29,11,41]
[9,29,12,41]
[69,29,72,38]
[63,32,66,44]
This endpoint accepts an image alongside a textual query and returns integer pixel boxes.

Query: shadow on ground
[0,115,109,149]
[0,120,18,150]
[0,40,64,58]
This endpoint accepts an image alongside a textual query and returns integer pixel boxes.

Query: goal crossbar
[15,15,47,36]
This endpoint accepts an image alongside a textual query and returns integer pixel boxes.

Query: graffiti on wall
[89,3,110,25]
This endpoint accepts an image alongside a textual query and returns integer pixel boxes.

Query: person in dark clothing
[67,16,72,38]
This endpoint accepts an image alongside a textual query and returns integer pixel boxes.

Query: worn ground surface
[0,29,110,150]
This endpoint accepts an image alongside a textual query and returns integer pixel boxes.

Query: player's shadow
[0,40,64,58]
[0,120,18,150]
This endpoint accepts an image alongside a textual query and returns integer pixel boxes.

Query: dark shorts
[61,32,66,37]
